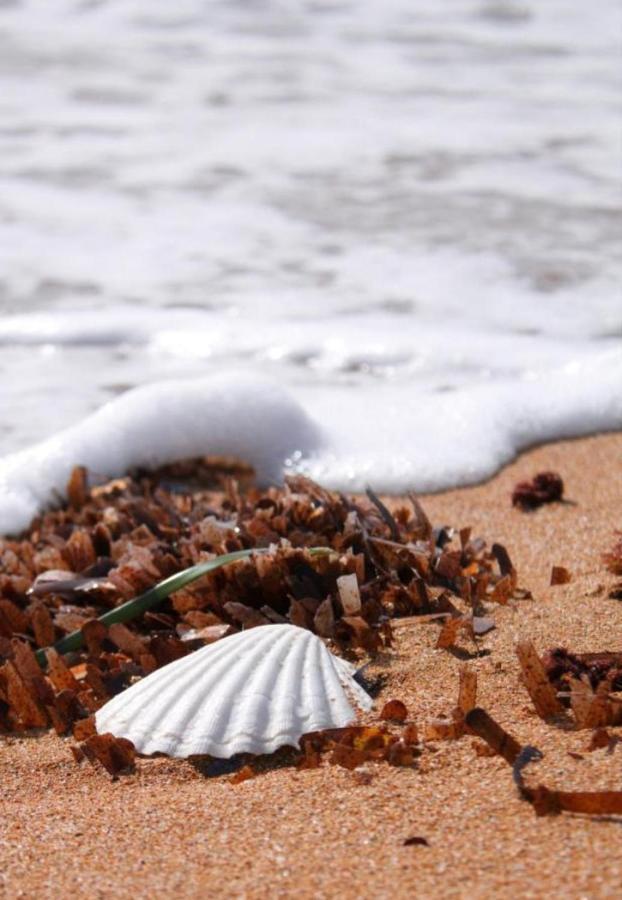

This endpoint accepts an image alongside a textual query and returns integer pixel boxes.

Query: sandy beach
[1,431,621,899]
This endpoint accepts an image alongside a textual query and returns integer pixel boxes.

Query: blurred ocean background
[0,0,620,513]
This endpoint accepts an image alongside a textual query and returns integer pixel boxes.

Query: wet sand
[1,432,621,899]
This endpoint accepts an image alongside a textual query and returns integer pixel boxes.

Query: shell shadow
[189,745,300,779]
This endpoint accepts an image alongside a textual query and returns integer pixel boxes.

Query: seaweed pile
[1,460,621,819]
[0,461,513,737]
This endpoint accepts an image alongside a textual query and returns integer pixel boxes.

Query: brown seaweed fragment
[424,665,477,741]
[515,639,564,720]
[78,732,136,777]
[542,647,622,694]
[550,566,571,586]
[512,471,564,510]
[465,708,522,765]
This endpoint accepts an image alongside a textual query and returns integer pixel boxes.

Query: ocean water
[0,1,621,532]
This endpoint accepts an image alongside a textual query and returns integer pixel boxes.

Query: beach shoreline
[1,431,621,899]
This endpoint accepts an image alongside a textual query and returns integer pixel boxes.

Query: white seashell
[95,624,372,759]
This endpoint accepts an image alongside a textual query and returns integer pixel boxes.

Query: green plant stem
[34,546,330,670]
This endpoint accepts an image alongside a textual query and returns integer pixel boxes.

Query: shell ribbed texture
[95,624,372,758]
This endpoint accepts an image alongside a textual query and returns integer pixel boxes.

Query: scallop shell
[95,624,372,758]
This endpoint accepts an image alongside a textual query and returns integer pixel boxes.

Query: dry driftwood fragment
[459,527,472,549]
[11,638,46,684]
[330,743,370,770]
[84,663,109,701]
[550,566,571,586]
[298,724,414,771]
[424,717,462,741]
[54,689,86,726]
[516,639,564,720]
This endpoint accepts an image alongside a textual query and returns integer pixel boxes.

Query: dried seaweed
[602,533,622,575]
[550,566,571,586]
[511,471,564,510]
[465,708,522,765]
[380,699,408,722]
[424,665,477,741]
[298,720,419,772]
[602,533,622,597]
[0,462,515,739]
[515,639,564,721]
[568,676,622,730]
[466,707,622,818]
[77,732,136,778]
[524,786,622,817]
[542,647,622,694]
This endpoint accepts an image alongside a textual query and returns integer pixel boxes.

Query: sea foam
[0,375,323,535]
[0,349,620,536]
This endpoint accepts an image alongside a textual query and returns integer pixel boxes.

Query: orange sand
[1,432,621,899]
